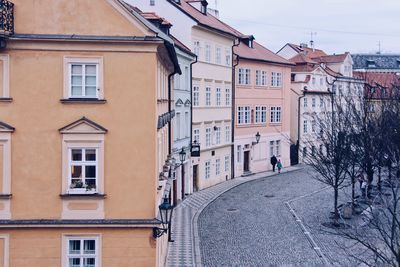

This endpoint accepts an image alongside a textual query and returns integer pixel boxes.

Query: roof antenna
[310,32,317,51]
[377,41,381,55]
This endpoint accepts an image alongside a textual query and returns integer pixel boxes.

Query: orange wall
[1,45,160,219]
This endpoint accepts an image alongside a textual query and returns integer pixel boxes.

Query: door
[193,165,198,192]
[243,151,250,172]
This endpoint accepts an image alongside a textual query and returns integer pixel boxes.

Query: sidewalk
[166,165,303,267]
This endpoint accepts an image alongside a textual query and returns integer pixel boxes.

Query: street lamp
[179,147,186,163]
[153,197,174,239]
[252,132,261,145]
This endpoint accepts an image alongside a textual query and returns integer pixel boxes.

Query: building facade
[0,0,180,266]
[131,0,238,190]
[234,37,293,176]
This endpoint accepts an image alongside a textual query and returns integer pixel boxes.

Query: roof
[168,0,242,38]
[289,53,318,64]
[352,54,400,70]
[354,71,400,88]
[140,12,172,26]
[285,43,327,59]
[171,35,196,57]
[291,64,319,73]
[235,41,293,66]
[312,53,349,64]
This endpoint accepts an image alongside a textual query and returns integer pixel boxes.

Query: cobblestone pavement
[197,167,329,266]
[166,166,301,267]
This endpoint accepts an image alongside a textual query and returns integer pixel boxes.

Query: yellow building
[0,0,180,266]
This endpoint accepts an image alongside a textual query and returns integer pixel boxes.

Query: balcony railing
[0,0,13,36]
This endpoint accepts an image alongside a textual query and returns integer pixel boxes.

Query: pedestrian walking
[277,159,283,173]
[270,155,277,172]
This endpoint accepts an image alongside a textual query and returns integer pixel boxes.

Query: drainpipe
[190,55,198,191]
[297,90,306,159]
[231,38,240,179]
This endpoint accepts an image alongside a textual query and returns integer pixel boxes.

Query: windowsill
[0,97,12,102]
[270,123,282,126]
[60,98,107,104]
[60,193,106,199]
[254,85,268,89]
[0,194,12,199]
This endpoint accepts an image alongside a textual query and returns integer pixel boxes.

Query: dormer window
[248,39,253,48]
[242,36,255,49]
[367,60,376,68]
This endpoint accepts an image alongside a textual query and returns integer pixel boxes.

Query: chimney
[201,0,208,15]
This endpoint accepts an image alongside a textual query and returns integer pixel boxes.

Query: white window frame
[303,120,308,134]
[68,148,99,194]
[63,235,101,267]
[256,70,267,86]
[216,47,222,64]
[225,49,231,66]
[270,107,282,123]
[238,68,251,85]
[216,88,221,106]
[193,41,201,57]
[205,127,211,147]
[205,44,211,62]
[304,97,308,108]
[275,140,281,157]
[224,155,230,172]
[193,128,200,144]
[269,141,275,157]
[225,125,231,143]
[237,145,242,163]
[215,158,221,175]
[0,55,10,99]
[271,72,282,87]
[215,127,221,145]
[238,106,251,125]
[225,88,231,106]
[193,86,200,107]
[312,98,316,108]
[205,160,211,179]
[255,106,267,124]
[205,87,211,106]
[64,57,103,100]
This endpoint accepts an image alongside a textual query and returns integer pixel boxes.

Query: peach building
[0,0,181,266]
[234,37,293,176]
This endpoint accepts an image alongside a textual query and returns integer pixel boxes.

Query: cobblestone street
[198,167,328,266]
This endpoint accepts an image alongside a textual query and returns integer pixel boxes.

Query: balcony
[0,0,13,36]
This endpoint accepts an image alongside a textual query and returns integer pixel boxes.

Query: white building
[130,0,239,190]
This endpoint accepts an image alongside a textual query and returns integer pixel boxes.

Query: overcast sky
[210,0,400,55]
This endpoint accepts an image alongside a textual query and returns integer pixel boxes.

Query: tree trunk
[333,186,340,226]
[351,177,355,207]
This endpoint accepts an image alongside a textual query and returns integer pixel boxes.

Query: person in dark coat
[271,155,278,172]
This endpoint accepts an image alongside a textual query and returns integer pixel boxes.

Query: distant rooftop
[353,54,400,71]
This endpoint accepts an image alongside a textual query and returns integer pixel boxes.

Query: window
[312,77,316,85]
[69,148,98,193]
[216,88,221,106]
[271,72,282,87]
[303,120,308,133]
[66,237,99,267]
[238,106,251,125]
[312,98,316,108]
[275,140,281,157]
[193,129,200,143]
[185,112,189,137]
[69,64,98,98]
[225,49,231,66]
[237,145,242,162]
[225,125,231,143]
[64,57,103,100]
[225,88,231,106]
[175,112,181,140]
[0,121,13,207]
[205,161,211,179]
[215,158,221,175]
[193,86,199,107]
[205,87,211,106]
[255,106,267,124]
[205,44,211,62]
[225,155,230,172]
[215,127,221,145]
[256,70,267,86]
[174,73,180,90]
[270,107,282,123]
[193,41,200,56]
[304,97,308,108]
[216,47,221,64]
[269,141,275,157]
[238,68,251,85]
[0,55,10,99]
[311,120,316,133]
[320,78,324,86]
[150,0,155,5]
[205,128,211,147]
[320,97,324,108]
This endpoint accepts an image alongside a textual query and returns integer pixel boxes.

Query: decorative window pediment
[59,117,107,134]
[175,99,184,107]
[0,121,14,133]
[184,100,191,107]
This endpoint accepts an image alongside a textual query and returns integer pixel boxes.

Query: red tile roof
[291,64,319,73]
[312,53,349,64]
[169,0,242,38]
[289,53,318,64]
[141,12,172,26]
[287,43,327,59]
[235,41,293,66]
[354,71,400,88]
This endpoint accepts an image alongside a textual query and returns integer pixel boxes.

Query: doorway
[243,151,250,172]
[193,165,198,192]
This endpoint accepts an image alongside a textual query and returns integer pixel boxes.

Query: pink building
[234,36,293,177]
